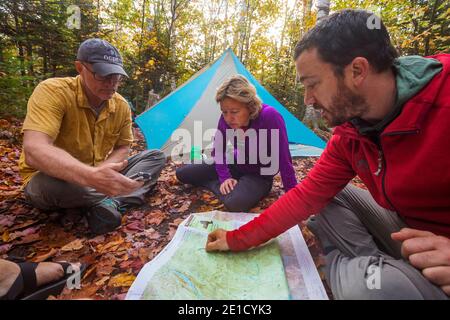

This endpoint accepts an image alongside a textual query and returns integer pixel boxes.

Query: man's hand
[89,160,143,197]
[219,178,237,195]
[392,228,450,296]
[205,229,230,252]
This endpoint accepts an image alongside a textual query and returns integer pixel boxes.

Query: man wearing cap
[19,38,166,235]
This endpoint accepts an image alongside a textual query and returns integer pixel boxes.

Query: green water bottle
[190,146,202,162]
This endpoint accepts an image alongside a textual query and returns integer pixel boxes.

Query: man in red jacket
[205,9,449,300]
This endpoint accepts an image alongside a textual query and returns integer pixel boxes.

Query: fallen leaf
[0,243,13,254]
[138,247,152,262]
[129,259,144,272]
[171,218,185,226]
[8,219,40,232]
[0,215,15,228]
[146,210,167,226]
[124,220,144,232]
[119,260,134,269]
[82,265,97,281]
[143,228,160,240]
[61,239,84,252]
[2,230,9,242]
[88,235,105,246]
[0,119,10,127]
[129,210,145,220]
[95,276,110,286]
[177,200,191,212]
[32,248,58,263]
[167,226,177,239]
[95,259,115,277]
[96,237,124,254]
[14,233,41,245]
[108,273,136,287]
[150,198,163,206]
[8,226,40,242]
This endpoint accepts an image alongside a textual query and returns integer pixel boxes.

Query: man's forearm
[103,145,130,165]
[25,143,94,187]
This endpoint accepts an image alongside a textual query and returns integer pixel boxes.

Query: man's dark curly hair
[294,9,398,75]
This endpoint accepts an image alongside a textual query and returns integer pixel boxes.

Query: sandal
[1,261,87,300]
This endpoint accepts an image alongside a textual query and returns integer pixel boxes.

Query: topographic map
[126,211,328,300]
[142,215,289,299]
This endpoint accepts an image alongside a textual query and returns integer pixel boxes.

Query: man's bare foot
[0,259,81,299]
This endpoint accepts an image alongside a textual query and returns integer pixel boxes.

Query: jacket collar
[334,54,448,139]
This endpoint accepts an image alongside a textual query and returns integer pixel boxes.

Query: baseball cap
[76,38,128,78]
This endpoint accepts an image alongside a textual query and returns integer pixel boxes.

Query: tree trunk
[424,0,440,56]
[243,1,253,63]
[237,0,249,61]
[315,0,330,21]
[223,0,229,51]
[303,0,330,129]
[12,2,26,78]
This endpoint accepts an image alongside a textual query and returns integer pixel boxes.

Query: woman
[176,75,297,212]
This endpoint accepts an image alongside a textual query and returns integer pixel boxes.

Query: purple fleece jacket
[212,104,297,192]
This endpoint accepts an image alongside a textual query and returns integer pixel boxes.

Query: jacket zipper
[373,149,383,176]
[377,129,419,213]
[378,143,398,213]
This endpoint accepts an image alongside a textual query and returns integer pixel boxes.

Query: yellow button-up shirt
[19,76,133,185]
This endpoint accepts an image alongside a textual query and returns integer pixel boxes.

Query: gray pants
[176,163,273,212]
[24,149,166,211]
[310,184,448,300]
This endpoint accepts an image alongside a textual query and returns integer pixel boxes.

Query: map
[142,215,289,299]
[126,211,328,300]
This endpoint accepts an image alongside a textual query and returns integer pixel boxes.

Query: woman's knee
[175,165,195,184]
[223,194,257,212]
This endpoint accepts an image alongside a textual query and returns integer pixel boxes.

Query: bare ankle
[0,260,20,297]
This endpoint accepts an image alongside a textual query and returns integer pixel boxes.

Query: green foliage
[0,0,448,123]
[0,52,34,118]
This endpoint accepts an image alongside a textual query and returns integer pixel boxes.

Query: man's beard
[317,79,370,127]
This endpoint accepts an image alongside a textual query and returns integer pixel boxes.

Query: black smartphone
[128,172,151,182]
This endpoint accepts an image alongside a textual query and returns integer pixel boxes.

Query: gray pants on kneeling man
[307,184,448,300]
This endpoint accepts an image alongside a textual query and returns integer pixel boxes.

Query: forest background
[1,0,448,122]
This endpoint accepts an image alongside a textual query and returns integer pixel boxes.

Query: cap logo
[103,55,119,63]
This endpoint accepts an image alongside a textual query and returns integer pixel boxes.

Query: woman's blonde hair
[215,75,262,119]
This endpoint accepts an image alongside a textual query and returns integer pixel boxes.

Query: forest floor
[0,118,366,300]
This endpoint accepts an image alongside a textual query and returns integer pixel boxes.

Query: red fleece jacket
[227,54,450,251]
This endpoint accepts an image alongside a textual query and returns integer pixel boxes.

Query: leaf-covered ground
[0,118,367,300]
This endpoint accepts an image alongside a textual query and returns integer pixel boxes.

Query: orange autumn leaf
[96,237,124,254]
[108,273,136,287]
[61,239,84,252]
[2,230,10,242]
[32,248,58,262]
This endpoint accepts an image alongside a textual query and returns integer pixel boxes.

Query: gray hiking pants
[176,162,273,212]
[23,149,166,211]
[310,184,448,300]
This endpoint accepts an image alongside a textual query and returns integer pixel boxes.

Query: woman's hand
[219,178,238,195]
